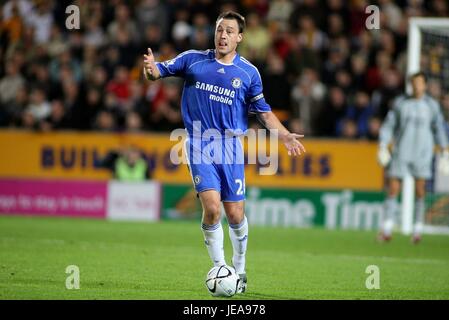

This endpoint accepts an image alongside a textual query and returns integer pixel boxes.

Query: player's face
[215,18,242,57]
[411,76,426,97]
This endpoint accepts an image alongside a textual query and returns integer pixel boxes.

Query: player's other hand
[437,150,449,175]
[143,48,159,80]
[377,146,391,167]
[282,133,306,156]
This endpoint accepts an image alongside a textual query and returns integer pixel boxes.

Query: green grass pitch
[1,215,449,300]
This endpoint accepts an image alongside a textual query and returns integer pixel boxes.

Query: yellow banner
[0,130,383,190]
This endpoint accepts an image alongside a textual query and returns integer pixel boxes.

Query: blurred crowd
[0,0,449,140]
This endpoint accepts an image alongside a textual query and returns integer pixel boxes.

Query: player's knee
[415,188,426,199]
[414,181,426,199]
[225,206,244,225]
[388,182,400,197]
[202,201,221,221]
[387,188,398,198]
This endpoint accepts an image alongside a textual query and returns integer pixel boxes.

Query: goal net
[404,18,449,235]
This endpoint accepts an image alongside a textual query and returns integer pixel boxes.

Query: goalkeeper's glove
[437,150,449,175]
[377,146,391,167]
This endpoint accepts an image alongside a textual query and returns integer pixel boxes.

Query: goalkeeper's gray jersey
[379,94,448,163]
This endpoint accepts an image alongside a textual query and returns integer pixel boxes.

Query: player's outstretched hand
[377,146,391,167]
[143,48,159,80]
[437,150,449,175]
[282,133,306,156]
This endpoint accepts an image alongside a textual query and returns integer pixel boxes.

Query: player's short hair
[216,11,246,33]
[410,71,427,82]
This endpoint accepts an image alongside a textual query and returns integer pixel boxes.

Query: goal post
[403,17,449,235]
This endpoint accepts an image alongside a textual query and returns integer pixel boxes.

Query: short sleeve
[247,70,271,114]
[156,51,191,78]
[379,96,403,148]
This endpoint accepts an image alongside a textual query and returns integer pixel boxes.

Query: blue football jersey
[156,49,271,138]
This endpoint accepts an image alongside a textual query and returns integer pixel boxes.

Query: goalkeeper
[377,72,449,243]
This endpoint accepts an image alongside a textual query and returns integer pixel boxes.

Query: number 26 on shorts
[235,179,245,195]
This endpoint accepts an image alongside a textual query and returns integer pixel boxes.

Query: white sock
[413,198,425,236]
[201,222,226,267]
[228,216,248,275]
[382,197,398,236]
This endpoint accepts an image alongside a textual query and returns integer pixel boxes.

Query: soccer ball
[205,265,239,297]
